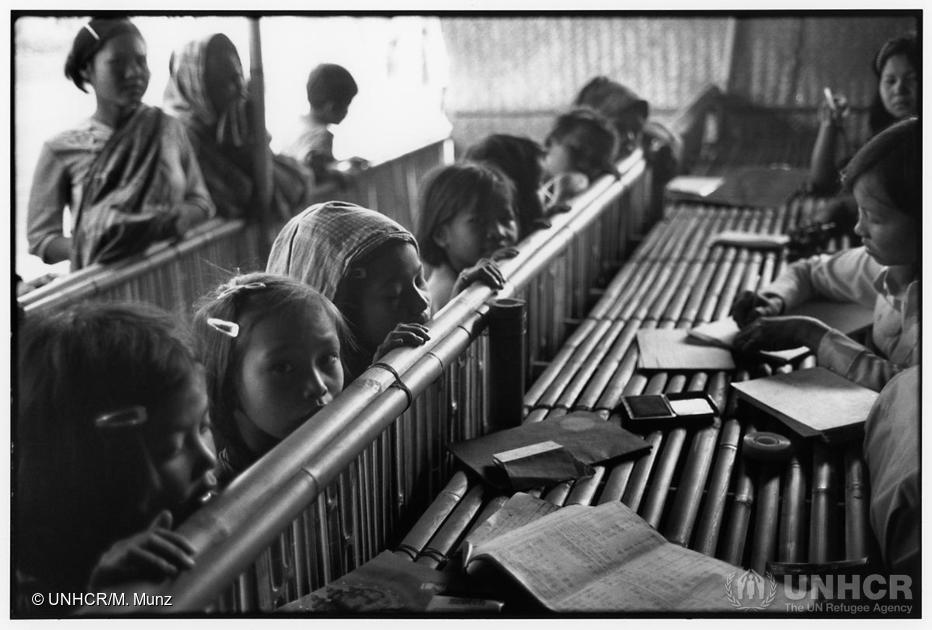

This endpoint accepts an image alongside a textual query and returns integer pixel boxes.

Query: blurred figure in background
[164,33,312,220]
[284,63,367,185]
[808,33,918,233]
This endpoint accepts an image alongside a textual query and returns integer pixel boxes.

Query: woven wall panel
[441,17,733,115]
[728,15,918,109]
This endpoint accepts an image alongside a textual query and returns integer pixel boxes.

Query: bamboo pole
[844,446,869,560]
[778,454,807,563]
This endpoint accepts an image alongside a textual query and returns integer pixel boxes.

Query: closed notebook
[731,367,878,441]
[636,328,736,371]
[450,411,651,491]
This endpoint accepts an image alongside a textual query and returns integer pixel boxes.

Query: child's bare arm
[374,323,431,359]
[88,511,195,589]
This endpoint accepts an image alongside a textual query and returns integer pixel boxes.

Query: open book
[731,367,879,441]
[466,497,778,612]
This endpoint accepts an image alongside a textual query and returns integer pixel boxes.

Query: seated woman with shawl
[26,18,215,269]
[164,33,312,220]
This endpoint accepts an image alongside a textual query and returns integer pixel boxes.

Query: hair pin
[83,23,101,41]
[348,268,367,280]
[95,405,147,431]
[207,317,239,338]
[216,281,266,301]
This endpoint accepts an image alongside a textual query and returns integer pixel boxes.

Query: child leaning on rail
[541,107,619,211]
[732,117,918,392]
[416,162,520,312]
[463,134,550,239]
[193,273,348,483]
[15,303,217,613]
[267,201,432,382]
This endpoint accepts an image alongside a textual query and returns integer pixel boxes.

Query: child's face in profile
[853,170,918,267]
[544,140,577,178]
[142,368,217,521]
[351,241,430,349]
[318,98,352,125]
[435,204,518,272]
[235,302,344,448]
[615,111,645,157]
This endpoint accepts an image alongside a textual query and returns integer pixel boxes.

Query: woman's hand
[730,290,785,327]
[373,323,431,359]
[733,315,832,354]
[88,511,195,589]
[818,93,850,127]
[451,258,508,296]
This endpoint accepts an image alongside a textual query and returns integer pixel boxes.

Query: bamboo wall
[441,14,917,151]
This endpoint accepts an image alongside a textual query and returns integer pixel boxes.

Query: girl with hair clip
[164,33,311,220]
[192,273,348,482]
[416,162,519,311]
[541,107,619,211]
[267,201,433,382]
[733,117,919,392]
[809,34,918,230]
[26,18,214,269]
[15,303,217,612]
[463,134,549,239]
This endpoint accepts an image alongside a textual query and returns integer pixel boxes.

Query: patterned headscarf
[266,201,418,303]
[164,34,246,146]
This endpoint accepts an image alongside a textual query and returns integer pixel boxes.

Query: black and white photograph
[7,4,924,621]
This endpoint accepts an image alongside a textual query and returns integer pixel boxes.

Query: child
[541,107,619,208]
[16,303,216,608]
[285,63,362,183]
[193,273,348,482]
[573,76,682,171]
[463,134,548,239]
[267,201,432,381]
[416,163,519,311]
[732,117,918,392]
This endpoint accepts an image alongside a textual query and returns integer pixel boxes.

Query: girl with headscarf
[26,18,215,269]
[164,33,312,220]
[267,201,431,382]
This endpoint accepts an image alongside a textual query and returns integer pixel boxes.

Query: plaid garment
[266,200,418,302]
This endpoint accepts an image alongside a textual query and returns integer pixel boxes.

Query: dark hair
[416,162,517,267]
[868,34,919,135]
[463,134,545,239]
[305,63,358,108]
[545,107,620,180]
[843,117,919,218]
[64,18,143,92]
[193,272,350,464]
[573,76,649,141]
[16,302,199,592]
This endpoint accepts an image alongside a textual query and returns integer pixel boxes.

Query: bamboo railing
[392,193,869,591]
[103,148,652,613]
[18,138,451,320]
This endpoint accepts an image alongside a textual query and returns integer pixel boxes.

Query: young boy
[287,63,359,182]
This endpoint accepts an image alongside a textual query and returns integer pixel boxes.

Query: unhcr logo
[724,569,777,610]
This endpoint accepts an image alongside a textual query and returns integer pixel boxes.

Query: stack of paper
[731,367,879,441]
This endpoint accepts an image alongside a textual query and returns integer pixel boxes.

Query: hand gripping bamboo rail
[97,149,651,613]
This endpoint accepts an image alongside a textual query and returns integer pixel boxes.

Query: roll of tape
[742,431,793,463]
